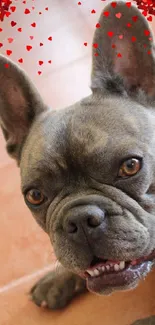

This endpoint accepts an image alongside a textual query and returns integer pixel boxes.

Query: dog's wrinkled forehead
[20,94,154,177]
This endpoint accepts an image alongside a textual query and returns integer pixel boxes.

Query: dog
[0,1,155,324]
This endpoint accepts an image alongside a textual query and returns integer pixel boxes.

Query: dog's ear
[91,1,155,98]
[0,55,48,163]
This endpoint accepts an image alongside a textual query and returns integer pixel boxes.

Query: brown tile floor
[0,0,155,324]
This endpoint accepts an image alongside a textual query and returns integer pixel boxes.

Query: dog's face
[1,1,155,295]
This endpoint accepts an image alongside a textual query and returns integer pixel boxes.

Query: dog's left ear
[91,1,155,98]
[0,55,48,163]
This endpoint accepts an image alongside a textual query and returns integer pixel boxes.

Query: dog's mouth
[82,250,155,294]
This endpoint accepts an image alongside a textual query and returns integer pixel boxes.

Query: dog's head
[1,1,155,295]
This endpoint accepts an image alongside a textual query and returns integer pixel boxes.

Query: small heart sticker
[93,43,98,48]
[31,22,36,27]
[25,8,30,14]
[11,21,17,27]
[107,31,114,37]
[18,58,23,63]
[111,2,117,8]
[115,12,122,19]
[26,45,32,51]
[103,11,109,17]
[8,38,13,43]
[6,50,12,56]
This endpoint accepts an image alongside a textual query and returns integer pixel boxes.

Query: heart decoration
[18,58,23,63]
[6,49,12,56]
[26,45,32,51]
[8,37,13,43]
[0,0,154,76]
[11,20,16,27]
[103,11,109,17]
[115,12,122,18]
[24,8,30,14]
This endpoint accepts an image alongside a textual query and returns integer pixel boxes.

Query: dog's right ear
[0,55,48,164]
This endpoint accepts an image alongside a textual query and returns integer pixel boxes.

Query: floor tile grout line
[0,263,55,294]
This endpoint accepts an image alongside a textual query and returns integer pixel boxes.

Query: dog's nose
[63,205,105,236]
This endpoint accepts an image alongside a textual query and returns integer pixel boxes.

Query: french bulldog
[0,1,155,324]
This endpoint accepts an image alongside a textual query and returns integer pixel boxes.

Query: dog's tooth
[119,261,125,270]
[94,269,100,276]
[106,265,110,271]
[114,264,119,271]
[87,270,95,277]
[101,266,105,272]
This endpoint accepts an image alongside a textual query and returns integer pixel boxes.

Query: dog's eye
[118,158,142,178]
[25,189,45,206]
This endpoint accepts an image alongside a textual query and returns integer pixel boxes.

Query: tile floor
[0,0,155,324]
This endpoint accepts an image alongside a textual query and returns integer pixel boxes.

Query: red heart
[31,22,36,27]
[93,43,98,48]
[127,23,132,27]
[39,60,44,66]
[48,36,52,41]
[48,60,52,64]
[78,2,81,5]
[117,53,122,57]
[103,11,109,17]
[45,7,48,10]
[107,31,114,37]
[18,28,22,32]
[26,45,32,51]
[30,36,34,40]
[5,12,11,17]
[38,71,42,75]
[111,2,117,8]
[126,2,131,8]
[6,50,12,56]
[39,12,42,15]
[119,34,123,39]
[131,36,136,42]
[18,58,23,63]
[148,50,151,55]
[32,6,35,10]
[5,63,9,68]
[84,42,87,46]
[112,44,116,48]
[23,0,26,3]
[147,16,152,21]
[115,12,122,19]
[94,53,99,56]
[132,16,138,22]
[10,6,16,12]
[25,8,30,14]
[96,23,100,28]
[0,28,3,32]
[91,9,96,14]
[11,21,17,27]
[8,38,13,43]
[144,30,150,36]
[40,42,43,46]
[0,43,3,48]
[142,11,147,17]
